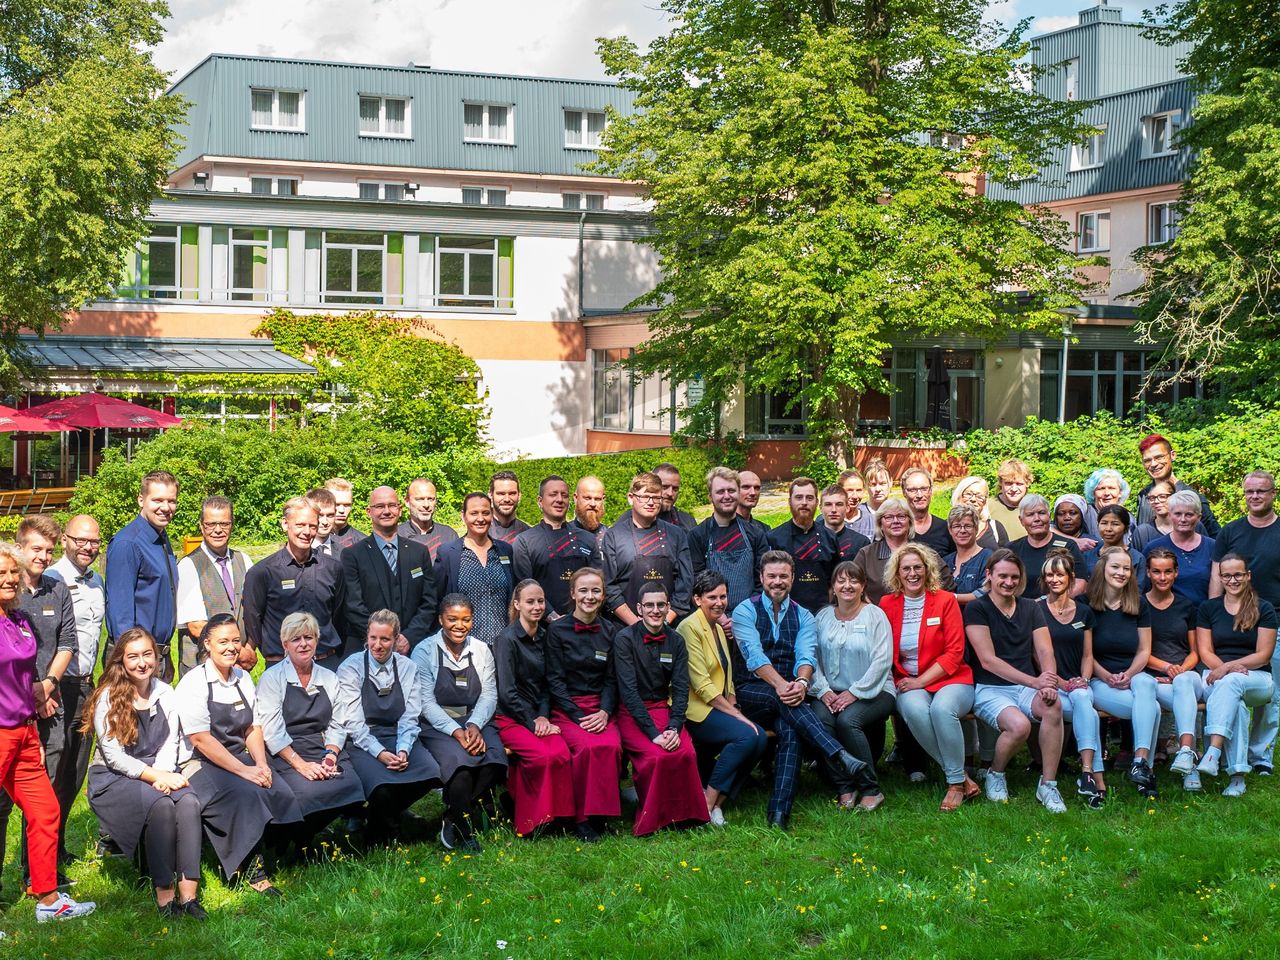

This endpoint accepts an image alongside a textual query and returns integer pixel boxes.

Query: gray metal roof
[170,54,637,177]
[18,336,316,375]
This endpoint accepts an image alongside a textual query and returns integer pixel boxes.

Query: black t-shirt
[1008,536,1086,598]
[964,594,1046,686]
[1212,518,1280,607]
[1038,598,1094,680]
[914,515,955,558]
[1197,597,1278,671]
[1147,595,1197,670]
[1090,600,1152,674]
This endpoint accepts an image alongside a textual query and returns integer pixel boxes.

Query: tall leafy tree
[593,0,1089,462]
[0,0,184,380]
[1134,2,1280,400]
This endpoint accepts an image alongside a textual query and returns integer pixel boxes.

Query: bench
[0,487,75,516]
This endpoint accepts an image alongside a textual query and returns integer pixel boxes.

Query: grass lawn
[3,754,1276,959]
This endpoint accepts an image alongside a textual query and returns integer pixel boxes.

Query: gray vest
[189,547,249,623]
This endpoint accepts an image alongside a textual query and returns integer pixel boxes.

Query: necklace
[1047,594,1073,619]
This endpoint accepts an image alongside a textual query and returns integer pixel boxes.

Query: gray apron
[419,645,507,782]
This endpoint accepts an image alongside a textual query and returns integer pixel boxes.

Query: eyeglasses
[903,487,930,496]
[201,521,232,530]
[632,494,661,504]
[638,601,669,610]
[1148,494,1170,502]
[64,535,101,549]
[1141,454,1169,466]
[1220,573,1248,581]
[1244,489,1275,497]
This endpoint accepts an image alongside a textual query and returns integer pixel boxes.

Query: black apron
[543,529,594,615]
[705,519,755,685]
[184,674,302,877]
[625,523,674,614]
[87,701,195,860]
[346,652,440,798]
[419,644,507,782]
[268,678,364,816]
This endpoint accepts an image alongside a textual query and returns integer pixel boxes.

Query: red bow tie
[643,632,666,644]
[574,621,601,633]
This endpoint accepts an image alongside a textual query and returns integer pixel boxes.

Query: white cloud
[155,0,670,82]
[1030,14,1080,33]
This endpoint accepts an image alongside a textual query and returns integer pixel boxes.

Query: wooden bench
[0,487,75,516]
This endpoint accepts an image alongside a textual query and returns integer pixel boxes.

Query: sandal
[940,784,966,812]
[837,793,858,810]
[962,776,982,801]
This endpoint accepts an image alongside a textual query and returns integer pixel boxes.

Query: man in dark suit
[341,486,437,655]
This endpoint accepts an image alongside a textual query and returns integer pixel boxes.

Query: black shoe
[767,814,789,830]
[459,835,483,854]
[1253,763,1273,776]
[572,822,601,843]
[158,900,182,918]
[1127,759,1154,789]
[244,855,280,897]
[440,820,463,850]
[180,899,208,921]
[96,835,125,860]
[1077,772,1105,807]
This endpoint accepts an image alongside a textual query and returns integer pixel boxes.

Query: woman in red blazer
[880,544,978,811]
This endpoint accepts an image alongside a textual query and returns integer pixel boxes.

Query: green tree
[592,0,1089,464]
[0,0,184,381]
[1134,2,1280,400]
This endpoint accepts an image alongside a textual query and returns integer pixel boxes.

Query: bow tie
[643,632,666,644]
[574,622,601,634]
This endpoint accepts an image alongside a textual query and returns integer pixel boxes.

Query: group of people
[0,438,1275,923]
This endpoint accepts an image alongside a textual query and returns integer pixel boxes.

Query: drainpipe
[577,211,587,317]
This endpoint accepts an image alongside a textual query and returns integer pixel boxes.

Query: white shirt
[253,657,350,756]
[92,678,181,778]
[409,632,498,736]
[336,650,421,758]
[175,543,255,627]
[47,555,105,677]
[173,658,255,761]
[899,595,925,677]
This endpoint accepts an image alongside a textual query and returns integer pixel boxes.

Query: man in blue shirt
[105,470,179,681]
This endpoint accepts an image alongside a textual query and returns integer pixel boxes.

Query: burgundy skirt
[496,715,574,835]
[551,694,623,821]
[617,702,710,837]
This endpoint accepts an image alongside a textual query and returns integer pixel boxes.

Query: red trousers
[0,723,59,895]
[496,715,574,836]
[551,695,623,822]
[617,702,710,836]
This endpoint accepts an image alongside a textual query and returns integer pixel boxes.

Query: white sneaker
[1182,769,1202,792]
[1223,776,1247,798]
[984,770,1009,803]
[708,806,725,827]
[1035,779,1067,814]
[1196,750,1221,778]
[908,771,927,784]
[1170,747,1197,775]
[36,892,96,922]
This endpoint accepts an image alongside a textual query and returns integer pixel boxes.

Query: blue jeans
[685,709,769,799]
[1205,670,1275,775]
[1060,686,1103,772]
[1247,649,1280,767]
[1090,673,1161,755]
[1152,671,1204,740]
[896,684,974,785]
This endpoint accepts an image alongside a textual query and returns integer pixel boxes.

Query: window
[140,225,179,299]
[358,95,410,137]
[1065,59,1079,101]
[1078,211,1110,252]
[250,88,304,131]
[358,182,407,201]
[1069,127,1105,171]
[929,131,966,151]
[1148,202,1181,244]
[562,192,605,210]
[461,187,506,206]
[564,109,607,148]
[591,349,680,433]
[1040,349,1203,420]
[250,176,298,196]
[463,102,512,143]
[436,236,511,308]
[322,231,384,304]
[229,228,273,302]
[1144,110,1182,157]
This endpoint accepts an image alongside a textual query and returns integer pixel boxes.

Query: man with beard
[767,477,839,614]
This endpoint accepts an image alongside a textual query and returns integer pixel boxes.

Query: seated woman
[1083,506,1147,589]
[1036,551,1107,807]
[676,570,768,826]
[942,505,992,605]
[951,476,1007,548]
[336,609,441,844]
[254,612,364,856]
[85,628,202,917]
[613,582,710,835]
[1196,553,1277,796]
[494,580,575,837]
[1086,546,1161,797]
[813,561,894,811]
[1143,548,1204,789]
[545,568,623,841]
[881,548,976,811]
[411,594,507,852]
[174,614,302,894]
[963,549,1067,812]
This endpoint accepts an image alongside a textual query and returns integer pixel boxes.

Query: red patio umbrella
[23,392,183,430]
[0,405,76,434]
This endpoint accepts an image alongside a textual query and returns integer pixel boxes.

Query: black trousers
[54,677,95,854]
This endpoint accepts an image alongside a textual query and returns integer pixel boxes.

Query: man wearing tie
[342,486,438,656]
[105,470,180,681]
[307,487,340,558]
[174,496,254,676]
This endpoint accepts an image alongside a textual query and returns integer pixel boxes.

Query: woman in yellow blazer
[676,570,769,826]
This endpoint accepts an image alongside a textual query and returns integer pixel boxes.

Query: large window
[461,187,507,206]
[1143,110,1182,158]
[358,182,406,201]
[1148,202,1181,245]
[1065,58,1079,101]
[228,228,275,302]
[591,349,679,433]
[1078,211,1111,252]
[464,102,512,143]
[435,236,512,309]
[142,225,180,299]
[322,231,384,304]
[250,88,303,131]
[1070,127,1105,171]
[359,96,410,137]
[1039,349,1203,420]
[250,176,297,196]
[562,192,605,210]
[564,109,607,148]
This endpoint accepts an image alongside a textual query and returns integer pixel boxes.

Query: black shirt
[659,507,697,531]
[494,621,551,729]
[824,522,872,561]
[1212,518,1280,607]
[491,516,532,545]
[18,575,77,678]
[1147,595,1197,670]
[1197,597,1278,670]
[511,520,601,616]
[613,621,689,738]
[1090,600,1152,674]
[600,517,694,617]
[964,594,1046,686]
[1008,536,1086,598]
[544,615,617,720]
[688,515,770,606]
[1037,598,1094,680]
[242,547,346,658]
[914,515,955,558]
[398,519,459,563]
[567,518,606,547]
[768,519,839,614]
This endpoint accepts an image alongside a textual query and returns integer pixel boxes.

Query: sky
[154,0,1157,83]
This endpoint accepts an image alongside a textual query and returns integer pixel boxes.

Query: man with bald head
[569,475,608,545]
[343,485,438,654]
[399,477,459,562]
[736,469,770,539]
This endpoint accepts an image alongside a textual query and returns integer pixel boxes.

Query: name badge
[454,675,469,688]
[594,650,608,662]
[926,617,941,626]
[19,628,33,640]
[1072,621,1086,630]
[410,567,423,579]
[233,701,246,711]
[1052,541,1067,548]
[659,652,673,664]
[499,556,511,565]
[41,607,55,617]
[281,579,296,591]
